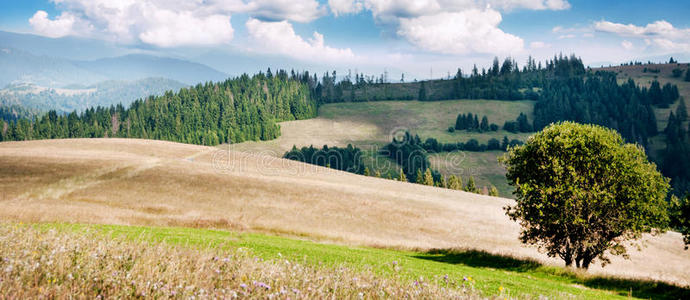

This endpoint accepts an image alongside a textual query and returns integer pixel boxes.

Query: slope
[0,138,687,287]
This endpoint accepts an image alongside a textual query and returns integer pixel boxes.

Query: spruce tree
[685,69,690,82]
[440,175,448,188]
[398,168,407,182]
[676,99,688,122]
[489,185,499,197]
[415,169,424,184]
[423,168,435,186]
[364,167,371,176]
[465,176,478,193]
[448,175,463,190]
[480,116,489,132]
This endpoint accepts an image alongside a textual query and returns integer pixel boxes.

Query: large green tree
[501,122,670,269]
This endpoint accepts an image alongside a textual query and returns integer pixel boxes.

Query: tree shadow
[414,248,690,300]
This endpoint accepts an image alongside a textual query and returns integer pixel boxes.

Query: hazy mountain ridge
[0,77,187,117]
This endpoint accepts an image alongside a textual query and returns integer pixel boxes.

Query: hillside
[1,138,688,287]
[232,99,534,196]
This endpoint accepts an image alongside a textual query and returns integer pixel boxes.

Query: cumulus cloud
[28,0,325,47]
[29,10,82,38]
[247,0,325,22]
[595,19,690,53]
[245,18,356,62]
[397,9,523,55]
[328,0,364,17]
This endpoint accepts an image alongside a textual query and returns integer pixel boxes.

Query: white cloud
[245,18,356,62]
[594,20,690,39]
[621,40,633,50]
[28,0,325,47]
[595,20,690,53]
[139,12,233,48]
[29,0,236,47]
[487,0,570,11]
[328,0,364,16]
[558,34,575,39]
[248,0,325,23]
[397,9,523,55]
[29,10,82,38]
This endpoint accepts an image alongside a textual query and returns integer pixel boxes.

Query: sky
[1,0,689,79]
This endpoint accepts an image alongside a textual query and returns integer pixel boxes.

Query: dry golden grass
[0,223,474,299]
[0,138,688,286]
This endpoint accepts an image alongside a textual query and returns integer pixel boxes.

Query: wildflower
[499,286,504,292]
[240,283,247,289]
[392,261,398,265]
[254,281,270,290]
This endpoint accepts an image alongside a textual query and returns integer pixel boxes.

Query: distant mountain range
[0,47,228,88]
[0,78,187,118]
[0,30,232,116]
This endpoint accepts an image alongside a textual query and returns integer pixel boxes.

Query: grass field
[231,99,535,196]
[1,138,688,290]
[9,223,687,299]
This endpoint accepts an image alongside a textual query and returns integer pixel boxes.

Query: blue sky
[1,0,689,77]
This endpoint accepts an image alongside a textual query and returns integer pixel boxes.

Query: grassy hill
[1,138,688,294]
[231,99,534,196]
[3,222,685,299]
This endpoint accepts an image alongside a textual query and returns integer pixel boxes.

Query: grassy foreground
[3,223,687,299]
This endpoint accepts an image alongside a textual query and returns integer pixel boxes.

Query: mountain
[0,77,186,116]
[0,47,108,88]
[0,30,125,60]
[75,54,228,85]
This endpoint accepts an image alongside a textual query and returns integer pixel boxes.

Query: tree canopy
[502,122,670,269]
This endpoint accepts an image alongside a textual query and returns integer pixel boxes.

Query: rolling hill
[1,138,688,288]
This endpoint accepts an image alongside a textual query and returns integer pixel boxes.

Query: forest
[283,144,366,174]
[0,71,316,145]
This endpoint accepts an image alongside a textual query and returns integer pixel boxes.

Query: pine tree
[415,169,424,184]
[489,185,499,197]
[440,175,448,188]
[423,168,435,186]
[398,168,407,182]
[448,175,463,190]
[375,170,382,178]
[685,69,690,82]
[418,81,427,101]
[677,99,688,122]
[480,116,489,132]
[364,167,371,176]
[465,176,478,193]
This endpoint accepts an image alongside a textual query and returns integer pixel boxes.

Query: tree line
[283,144,365,174]
[0,72,317,145]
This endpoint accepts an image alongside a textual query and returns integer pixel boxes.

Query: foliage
[465,176,478,193]
[670,195,690,249]
[489,185,499,197]
[532,74,667,147]
[502,122,670,269]
[284,144,365,174]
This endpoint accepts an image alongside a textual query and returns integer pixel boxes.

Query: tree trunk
[582,256,593,270]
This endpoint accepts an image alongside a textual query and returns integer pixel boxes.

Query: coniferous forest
[0,72,316,145]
